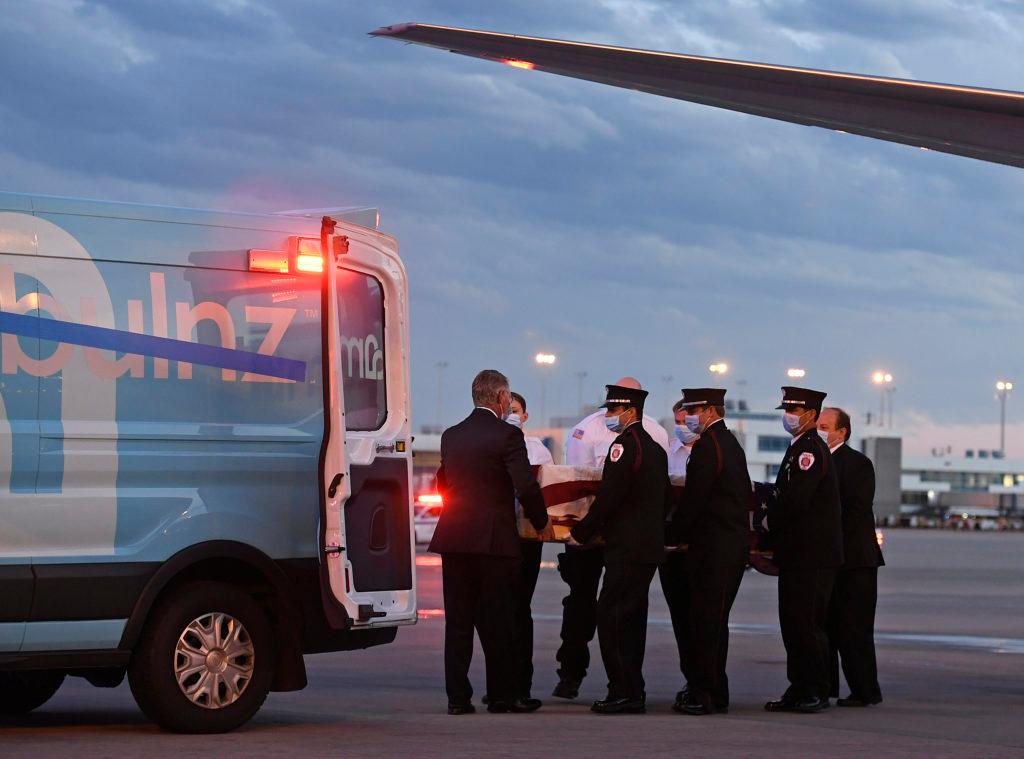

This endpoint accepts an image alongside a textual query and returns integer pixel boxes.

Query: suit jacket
[831,443,885,569]
[668,419,752,567]
[570,422,670,565]
[769,430,844,570]
[429,408,548,557]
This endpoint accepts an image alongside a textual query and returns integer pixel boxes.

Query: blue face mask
[506,413,522,428]
[684,414,701,433]
[782,411,803,434]
[605,413,624,434]
[675,424,699,445]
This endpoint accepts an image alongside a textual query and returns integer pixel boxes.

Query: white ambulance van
[0,192,416,732]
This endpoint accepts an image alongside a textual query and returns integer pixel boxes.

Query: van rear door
[318,219,414,628]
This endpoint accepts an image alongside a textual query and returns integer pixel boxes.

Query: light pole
[996,380,1013,456]
[787,368,806,380]
[709,362,728,378]
[574,370,588,415]
[435,361,449,430]
[535,352,557,428]
[661,374,674,417]
[871,371,894,428]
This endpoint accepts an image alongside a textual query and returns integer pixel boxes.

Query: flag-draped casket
[518,464,778,576]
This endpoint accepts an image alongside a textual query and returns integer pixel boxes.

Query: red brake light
[416,493,443,506]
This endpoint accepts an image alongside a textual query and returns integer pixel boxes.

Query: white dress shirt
[564,410,671,468]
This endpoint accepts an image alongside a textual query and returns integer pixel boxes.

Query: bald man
[553,377,670,699]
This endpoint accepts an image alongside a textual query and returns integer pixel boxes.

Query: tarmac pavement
[2,529,1023,757]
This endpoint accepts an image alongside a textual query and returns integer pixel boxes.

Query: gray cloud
[1,0,1022,442]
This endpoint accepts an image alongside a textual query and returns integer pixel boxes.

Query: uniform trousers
[441,553,520,705]
[555,545,605,681]
[827,567,882,701]
[596,561,657,701]
[657,549,691,685]
[778,567,835,701]
[513,540,544,697]
[687,558,745,708]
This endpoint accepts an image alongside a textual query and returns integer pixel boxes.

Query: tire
[128,581,274,733]
[0,670,65,715]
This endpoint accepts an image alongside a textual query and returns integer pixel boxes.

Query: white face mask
[818,429,831,445]
[506,413,522,428]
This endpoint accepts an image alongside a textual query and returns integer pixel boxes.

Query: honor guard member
[765,387,844,714]
[658,397,701,705]
[554,377,669,699]
[570,385,670,714]
[667,388,752,715]
[818,407,884,707]
[507,392,554,704]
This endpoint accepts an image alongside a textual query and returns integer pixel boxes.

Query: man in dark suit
[570,384,669,714]
[765,386,844,714]
[818,407,885,707]
[430,369,554,715]
[667,388,752,715]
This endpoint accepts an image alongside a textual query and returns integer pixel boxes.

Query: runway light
[787,368,806,379]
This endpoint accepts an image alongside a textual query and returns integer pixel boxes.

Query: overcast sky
[3,1,1024,455]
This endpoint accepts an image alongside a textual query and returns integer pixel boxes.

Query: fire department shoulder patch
[609,443,624,462]
[798,452,815,471]
[572,428,585,440]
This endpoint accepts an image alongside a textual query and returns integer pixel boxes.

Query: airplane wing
[370,23,1024,169]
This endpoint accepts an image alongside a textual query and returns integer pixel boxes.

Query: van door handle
[328,473,344,498]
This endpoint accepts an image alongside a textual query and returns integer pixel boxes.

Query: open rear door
[318,217,415,629]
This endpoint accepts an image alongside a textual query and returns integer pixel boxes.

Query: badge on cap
[798,452,815,471]
[609,443,624,462]
[572,428,585,440]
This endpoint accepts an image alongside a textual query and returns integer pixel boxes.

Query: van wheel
[128,581,274,733]
[0,671,65,715]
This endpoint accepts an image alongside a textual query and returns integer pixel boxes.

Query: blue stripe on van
[0,311,307,382]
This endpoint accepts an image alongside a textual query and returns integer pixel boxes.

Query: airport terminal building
[415,405,1024,528]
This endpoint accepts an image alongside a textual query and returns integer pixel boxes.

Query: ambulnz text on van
[0,192,416,733]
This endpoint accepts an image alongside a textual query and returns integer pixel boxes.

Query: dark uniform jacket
[668,419,752,566]
[832,444,885,569]
[429,408,549,558]
[570,421,669,565]
[769,430,843,570]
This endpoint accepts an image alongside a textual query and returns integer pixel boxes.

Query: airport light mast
[996,381,1013,457]
[872,371,895,428]
[535,352,557,428]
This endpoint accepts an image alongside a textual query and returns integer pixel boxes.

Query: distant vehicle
[413,493,443,544]
[0,193,415,732]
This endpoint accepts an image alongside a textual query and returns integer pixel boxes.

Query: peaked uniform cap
[677,387,726,409]
[776,386,827,412]
[600,384,649,409]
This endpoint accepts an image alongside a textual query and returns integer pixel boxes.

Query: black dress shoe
[837,694,882,707]
[794,696,830,713]
[487,697,542,713]
[448,702,476,715]
[672,699,714,715]
[552,677,581,699]
[591,697,646,714]
[673,686,690,707]
[764,697,798,712]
